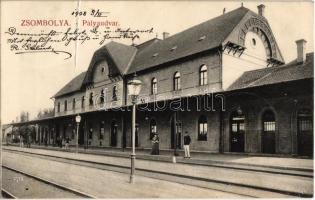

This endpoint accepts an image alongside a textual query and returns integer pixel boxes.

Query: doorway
[230,111,245,152]
[111,120,118,147]
[297,109,313,157]
[262,110,276,154]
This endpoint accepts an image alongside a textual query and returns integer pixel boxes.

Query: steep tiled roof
[127,7,250,74]
[227,53,314,91]
[53,71,86,98]
[83,41,137,85]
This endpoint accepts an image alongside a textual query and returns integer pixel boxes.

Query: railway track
[2,149,313,198]
[2,165,95,199]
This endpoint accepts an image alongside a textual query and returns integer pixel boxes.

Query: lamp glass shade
[75,115,81,123]
[127,79,142,96]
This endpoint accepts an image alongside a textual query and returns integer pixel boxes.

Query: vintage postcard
[0,0,314,198]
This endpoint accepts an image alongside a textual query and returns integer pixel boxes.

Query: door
[111,121,118,146]
[262,110,276,154]
[131,123,139,147]
[230,112,245,152]
[298,109,313,157]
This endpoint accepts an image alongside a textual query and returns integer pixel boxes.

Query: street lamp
[127,74,142,184]
[75,114,81,153]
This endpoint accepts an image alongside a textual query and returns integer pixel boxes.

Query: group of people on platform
[55,136,70,149]
[19,134,32,148]
[17,131,192,158]
[150,131,191,158]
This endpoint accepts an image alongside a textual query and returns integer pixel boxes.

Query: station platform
[2,144,314,197]
[2,143,313,171]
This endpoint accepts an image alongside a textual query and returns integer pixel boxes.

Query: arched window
[199,65,208,86]
[173,72,181,90]
[72,98,76,110]
[262,110,276,132]
[81,96,85,108]
[112,86,117,101]
[100,89,105,103]
[89,92,94,106]
[150,119,157,139]
[64,100,68,111]
[198,115,207,141]
[151,78,157,94]
[57,102,60,112]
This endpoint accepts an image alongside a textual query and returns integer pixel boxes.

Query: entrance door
[111,121,118,147]
[298,109,313,157]
[78,123,84,145]
[262,110,276,154]
[230,112,245,152]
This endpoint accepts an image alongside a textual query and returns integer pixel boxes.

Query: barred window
[263,110,276,132]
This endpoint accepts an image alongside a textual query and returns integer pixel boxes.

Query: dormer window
[198,36,206,41]
[170,46,177,51]
[152,53,159,57]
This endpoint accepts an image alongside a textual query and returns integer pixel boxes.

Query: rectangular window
[72,98,76,110]
[57,102,60,112]
[64,100,67,111]
[299,120,312,131]
[81,96,85,108]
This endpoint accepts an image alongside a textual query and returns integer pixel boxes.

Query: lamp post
[75,114,81,153]
[127,75,142,184]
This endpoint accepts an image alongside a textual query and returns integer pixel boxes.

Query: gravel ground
[2,168,83,198]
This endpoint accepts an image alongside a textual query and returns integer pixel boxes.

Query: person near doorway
[183,131,191,158]
[151,133,160,155]
[65,137,70,150]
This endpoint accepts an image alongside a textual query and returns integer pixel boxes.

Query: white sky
[1,1,314,124]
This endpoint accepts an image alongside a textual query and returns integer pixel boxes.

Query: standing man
[183,131,191,158]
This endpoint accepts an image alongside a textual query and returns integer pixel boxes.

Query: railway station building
[8,5,313,157]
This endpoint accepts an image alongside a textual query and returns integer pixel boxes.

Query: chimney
[163,32,170,40]
[296,39,307,63]
[257,4,265,17]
